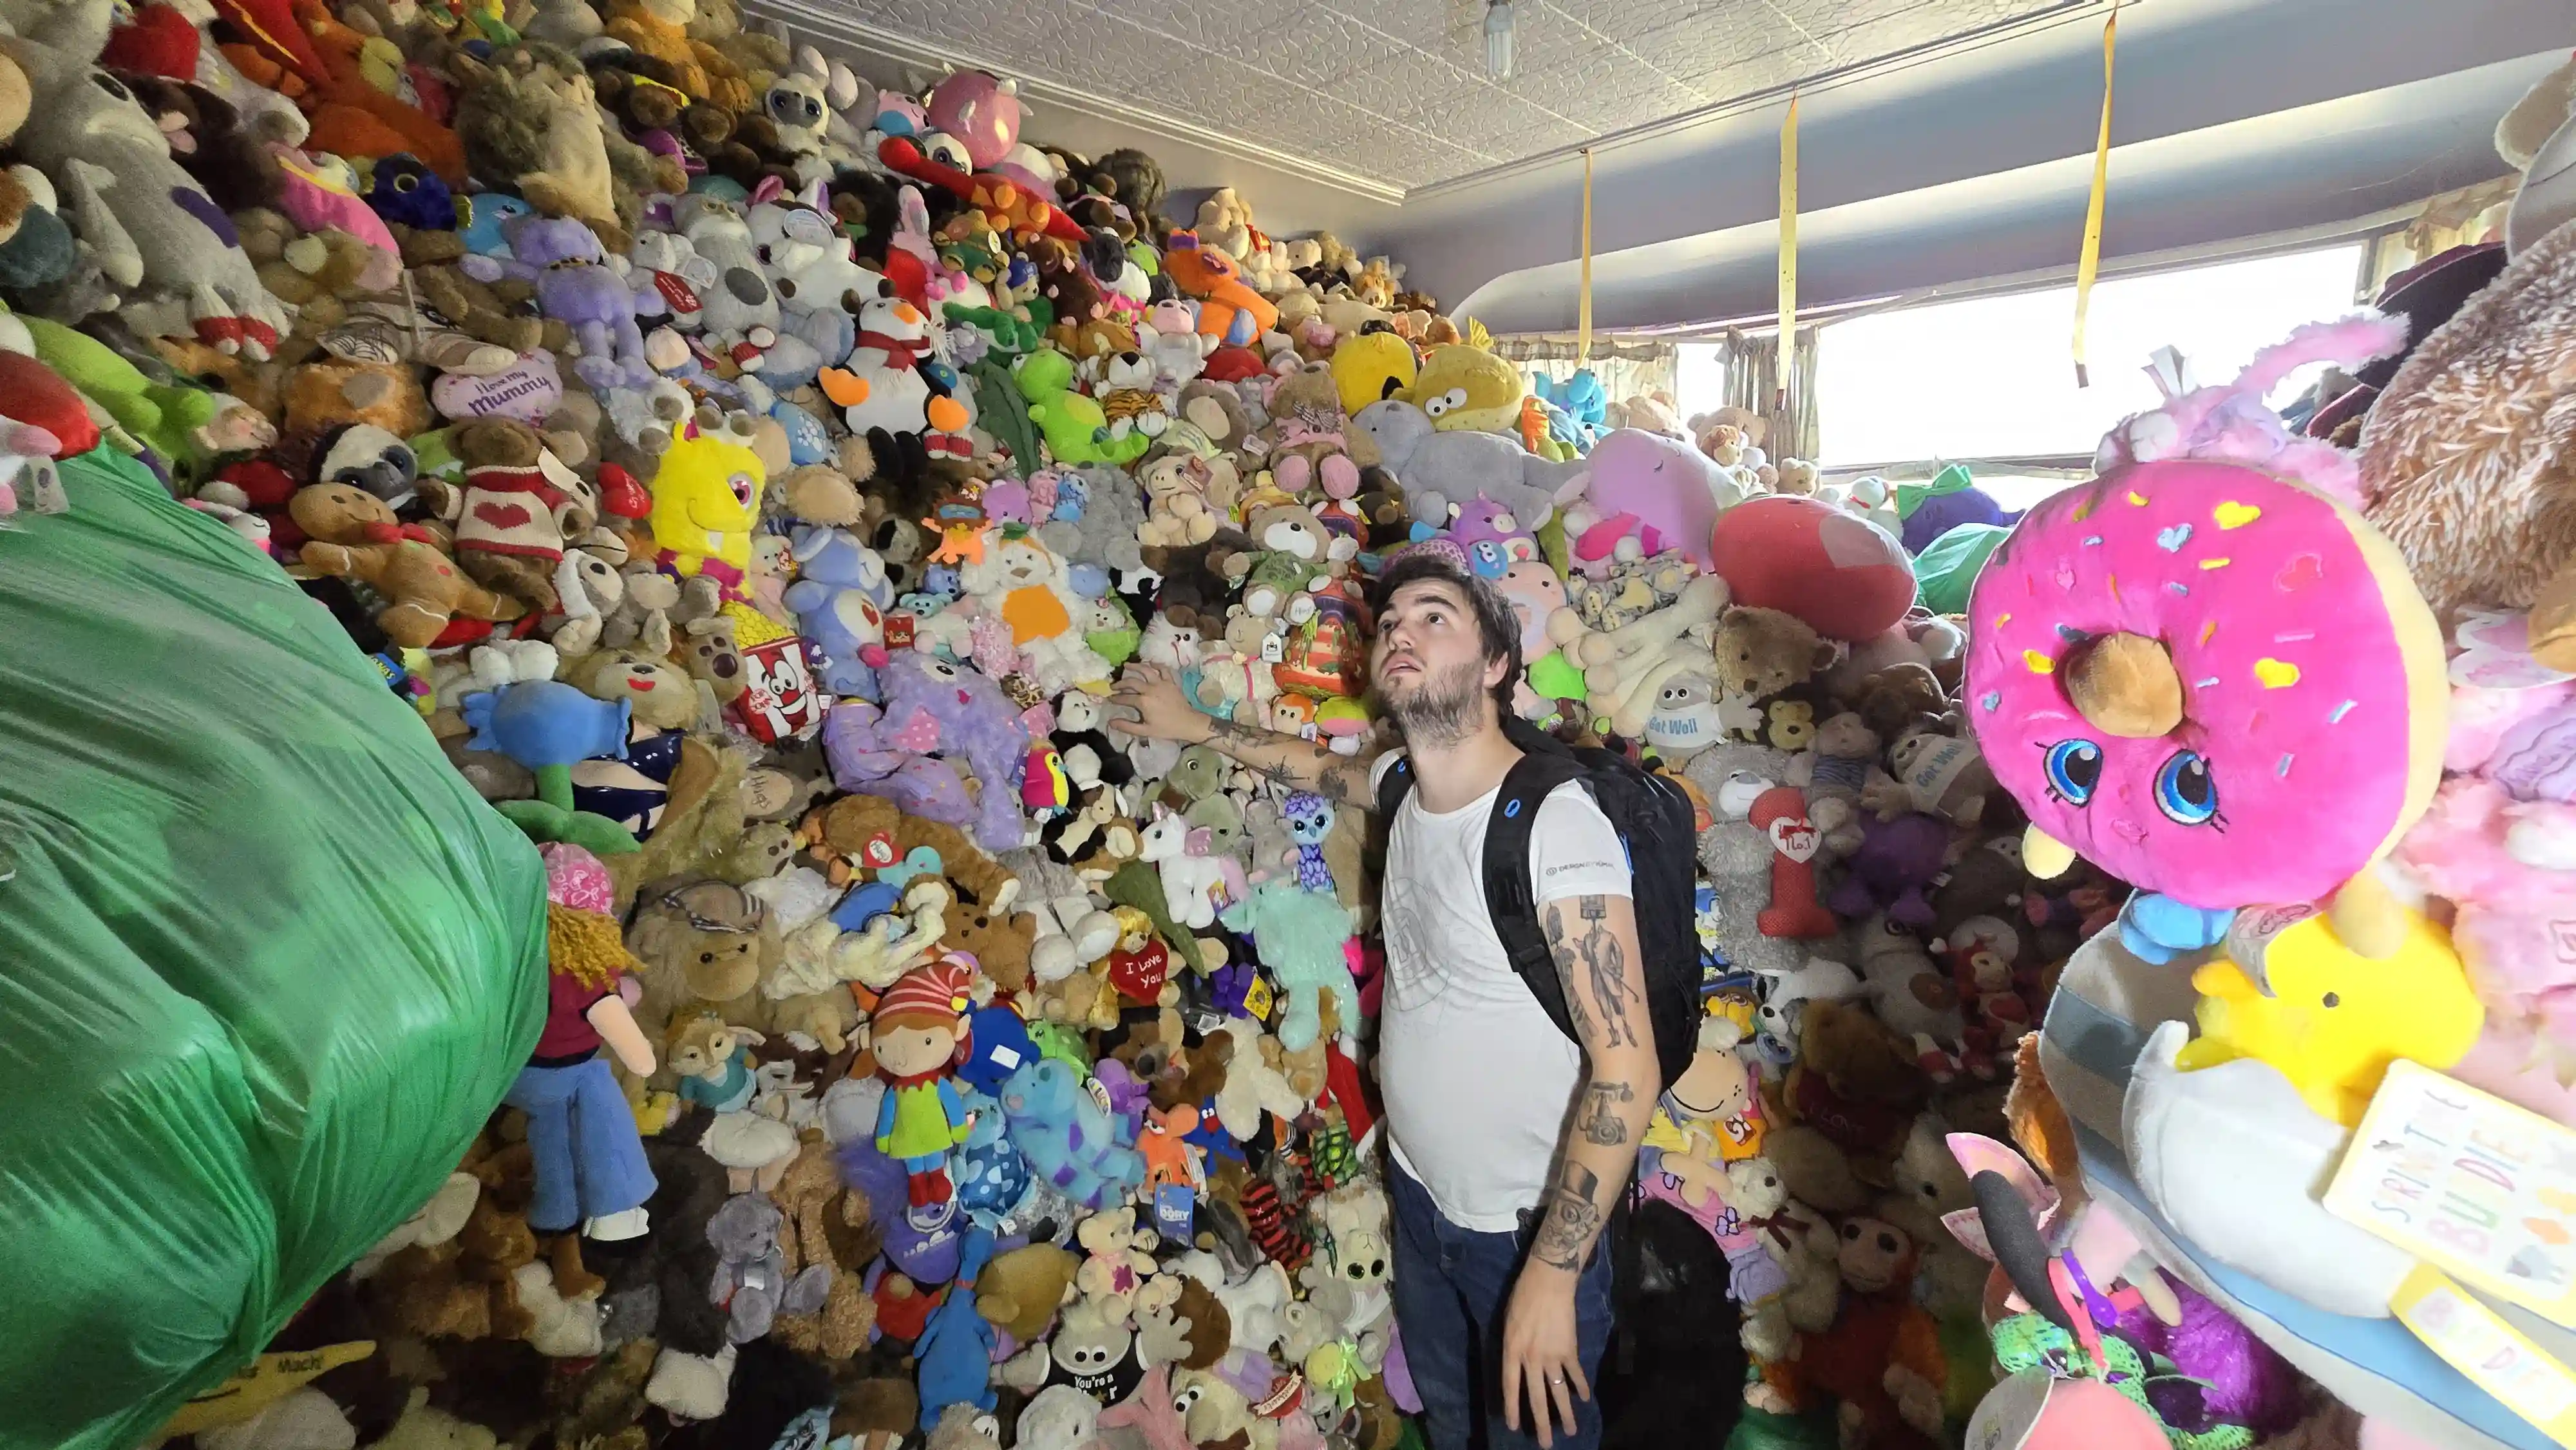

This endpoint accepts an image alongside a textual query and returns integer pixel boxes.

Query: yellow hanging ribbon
[2072,3,2119,388]
[1577,148,1595,366]
[1777,92,1799,410]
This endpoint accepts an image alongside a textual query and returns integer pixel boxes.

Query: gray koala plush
[1039,463,1150,591]
[706,1193,828,1343]
[1687,740,1810,979]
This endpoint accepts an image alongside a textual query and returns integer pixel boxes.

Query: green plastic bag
[0,448,547,1450]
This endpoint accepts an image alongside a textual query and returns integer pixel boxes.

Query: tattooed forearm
[1577,1081,1634,1147]
[1531,1161,1605,1271]
[1194,718,1382,811]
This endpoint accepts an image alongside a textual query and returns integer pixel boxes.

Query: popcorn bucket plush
[1965,317,2449,963]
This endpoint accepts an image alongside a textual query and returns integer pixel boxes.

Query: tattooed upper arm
[1539,893,1650,1060]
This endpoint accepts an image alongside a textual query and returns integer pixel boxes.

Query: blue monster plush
[996,1058,1144,1211]
[460,680,638,855]
[914,1225,998,1431]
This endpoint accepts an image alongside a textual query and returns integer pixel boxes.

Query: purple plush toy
[491,214,653,391]
[823,653,1034,850]
[2116,1278,2306,1438]
[1825,811,1950,930]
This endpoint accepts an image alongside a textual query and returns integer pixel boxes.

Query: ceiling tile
[822,0,2092,191]
[1511,52,1703,131]
[1079,0,1320,59]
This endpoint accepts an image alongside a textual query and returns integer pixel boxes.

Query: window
[1810,245,2367,473]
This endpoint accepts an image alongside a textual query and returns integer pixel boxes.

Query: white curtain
[1488,334,1680,415]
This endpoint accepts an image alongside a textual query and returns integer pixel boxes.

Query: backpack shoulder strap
[1481,752,1590,1047]
[1372,751,1414,821]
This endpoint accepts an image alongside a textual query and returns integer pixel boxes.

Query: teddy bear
[1770,997,1931,1171]
[1865,728,1997,828]
[1075,1205,1163,1323]
[368,1192,539,1341]
[1136,449,1230,550]
[1224,502,1345,633]
[292,484,524,648]
[1256,361,1377,502]
[762,1138,886,1370]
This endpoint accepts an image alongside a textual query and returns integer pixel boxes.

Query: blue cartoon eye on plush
[2155,749,2218,825]
[2041,739,2102,806]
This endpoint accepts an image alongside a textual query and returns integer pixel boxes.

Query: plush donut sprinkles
[1965,459,2446,912]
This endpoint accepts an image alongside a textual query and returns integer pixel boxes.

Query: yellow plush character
[1330,330,1416,417]
[648,408,767,589]
[2175,907,2485,1126]
[1401,343,1524,435]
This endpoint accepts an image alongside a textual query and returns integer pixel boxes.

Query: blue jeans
[506,1055,657,1232]
[1390,1163,1614,1450]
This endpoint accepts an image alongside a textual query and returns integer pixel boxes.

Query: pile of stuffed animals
[12,0,2576,1445]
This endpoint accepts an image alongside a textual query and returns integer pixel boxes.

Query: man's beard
[1371,655,1486,750]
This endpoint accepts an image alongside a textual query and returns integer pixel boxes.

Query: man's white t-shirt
[1369,750,1631,1232]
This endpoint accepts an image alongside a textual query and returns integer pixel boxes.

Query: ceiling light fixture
[1484,0,1516,80]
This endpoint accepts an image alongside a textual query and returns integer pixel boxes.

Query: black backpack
[1373,715,1703,1091]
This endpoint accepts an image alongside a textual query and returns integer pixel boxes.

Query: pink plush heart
[888,706,942,753]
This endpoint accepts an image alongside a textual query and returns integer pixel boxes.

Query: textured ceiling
[820,0,2092,191]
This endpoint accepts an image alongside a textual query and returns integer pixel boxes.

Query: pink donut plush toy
[1965,318,2449,963]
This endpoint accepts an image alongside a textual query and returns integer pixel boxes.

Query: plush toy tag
[654,270,704,317]
[1153,1182,1195,1240]
[1260,632,1286,663]
[1242,974,1276,1022]
[885,612,918,650]
[2387,1262,2576,1445]
[1084,1073,1116,1120]
[2324,1059,2576,1332]
[1766,816,1820,865]
[2221,901,2320,997]
[857,830,898,869]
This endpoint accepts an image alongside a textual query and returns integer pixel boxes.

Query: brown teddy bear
[623,876,781,1039]
[799,794,1022,908]
[770,1131,880,1359]
[235,211,395,329]
[572,648,702,731]
[1850,662,1952,743]
[292,484,524,648]
[1768,997,1929,1172]
[369,1192,538,1341]
[448,417,585,612]
[945,887,1040,995]
[975,1241,1080,1344]
[1709,605,1837,701]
